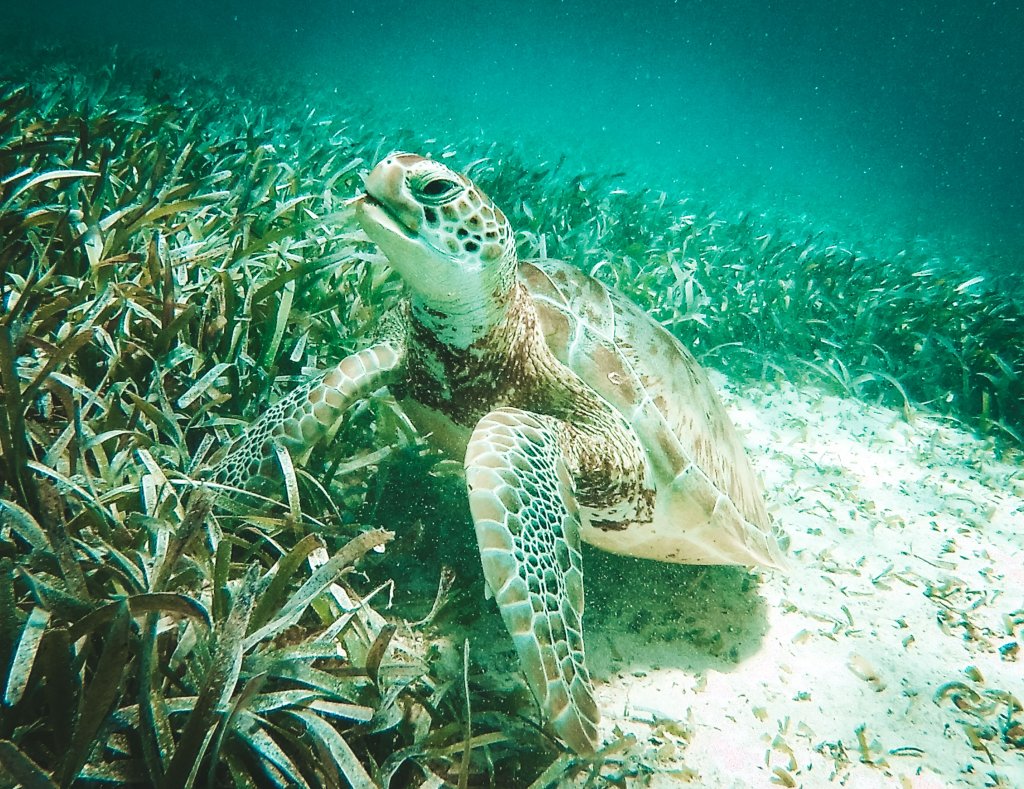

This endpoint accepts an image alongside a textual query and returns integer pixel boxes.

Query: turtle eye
[423,178,455,196]
[416,177,461,204]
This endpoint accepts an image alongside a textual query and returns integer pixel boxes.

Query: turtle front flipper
[465,407,599,755]
[207,341,404,493]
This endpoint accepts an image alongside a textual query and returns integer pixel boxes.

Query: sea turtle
[210,152,786,754]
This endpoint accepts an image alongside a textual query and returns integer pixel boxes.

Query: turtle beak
[355,191,417,242]
[359,154,425,234]
[355,157,435,259]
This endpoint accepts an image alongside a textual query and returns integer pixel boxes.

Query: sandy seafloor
[554,376,1024,788]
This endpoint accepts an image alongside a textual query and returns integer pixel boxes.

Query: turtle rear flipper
[465,408,599,755]
[642,465,790,569]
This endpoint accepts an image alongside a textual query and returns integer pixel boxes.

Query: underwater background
[1,1,1023,787]
[5,0,1024,269]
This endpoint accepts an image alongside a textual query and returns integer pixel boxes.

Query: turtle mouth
[356,193,418,239]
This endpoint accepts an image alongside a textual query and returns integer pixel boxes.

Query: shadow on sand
[367,457,771,693]
[583,549,771,681]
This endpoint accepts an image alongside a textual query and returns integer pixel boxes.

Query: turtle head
[355,153,517,347]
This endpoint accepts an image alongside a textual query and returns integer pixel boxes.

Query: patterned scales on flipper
[465,408,600,755]
[208,343,403,491]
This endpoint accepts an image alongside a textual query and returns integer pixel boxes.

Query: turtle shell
[520,258,785,569]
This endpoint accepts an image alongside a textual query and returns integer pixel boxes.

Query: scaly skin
[465,408,601,754]
[206,342,404,492]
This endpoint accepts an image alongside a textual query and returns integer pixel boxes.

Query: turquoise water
[5,0,1023,268]
[2,4,1024,784]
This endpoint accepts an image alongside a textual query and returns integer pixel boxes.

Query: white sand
[583,378,1024,787]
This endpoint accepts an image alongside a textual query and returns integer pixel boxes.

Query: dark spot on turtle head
[423,207,438,224]
[465,240,479,253]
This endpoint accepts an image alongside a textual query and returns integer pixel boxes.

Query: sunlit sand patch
[581,378,1023,787]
